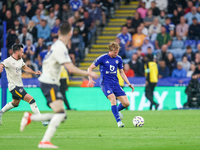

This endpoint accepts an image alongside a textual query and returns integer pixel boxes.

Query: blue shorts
[100,83,126,98]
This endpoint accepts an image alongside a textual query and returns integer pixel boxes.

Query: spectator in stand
[83,11,96,40]
[143,0,154,9]
[187,63,196,77]
[137,2,147,19]
[37,19,51,42]
[155,26,171,50]
[195,53,200,65]
[132,11,143,33]
[184,6,200,25]
[53,3,62,18]
[70,0,83,12]
[45,11,57,29]
[31,8,45,26]
[184,1,193,14]
[116,26,132,49]
[13,4,21,20]
[22,58,34,78]
[188,17,200,40]
[158,60,170,79]
[78,19,89,48]
[12,19,23,36]
[146,47,154,60]
[165,52,177,76]
[158,10,167,25]
[196,43,200,54]
[171,9,180,26]
[140,22,148,36]
[27,20,37,43]
[124,17,135,35]
[129,26,146,51]
[144,9,155,28]
[156,44,169,62]
[18,12,30,28]
[35,38,47,60]
[141,37,154,54]
[73,11,81,25]
[182,56,191,72]
[115,38,126,59]
[67,39,76,65]
[6,0,19,11]
[31,0,39,11]
[3,10,14,33]
[182,46,195,63]
[25,1,35,20]
[18,27,33,45]
[177,5,185,16]
[148,17,161,42]
[89,2,103,26]
[163,17,175,37]
[71,27,85,62]
[43,0,54,11]
[137,48,144,61]
[61,3,74,22]
[155,0,168,11]
[193,63,200,78]
[23,39,36,61]
[38,3,48,16]
[82,0,92,12]
[20,0,29,12]
[6,28,18,49]
[176,16,189,41]
[150,1,160,16]
[128,53,144,77]
[51,18,61,38]
[37,43,51,70]
[171,62,187,78]
[124,64,135,77]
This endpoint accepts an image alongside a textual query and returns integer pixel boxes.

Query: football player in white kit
[20,22,98,148]
[0,44,48,126]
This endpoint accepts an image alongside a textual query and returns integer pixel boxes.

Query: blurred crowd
[0,0,118,78]
[117,0,200,79]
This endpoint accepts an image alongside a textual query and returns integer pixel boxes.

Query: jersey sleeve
[21,59,25,67]
[54,47,72,64]
[118,57,123,69]
[1,58,9,68]
[93,55,104,67]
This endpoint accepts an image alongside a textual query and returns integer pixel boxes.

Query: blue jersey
[116,33,132,45]
[93,53,123,85]
[69,0,83,11]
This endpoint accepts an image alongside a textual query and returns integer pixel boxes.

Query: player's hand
[88,79,96,87]
[129,84,134,92]
[89,72,99,79]
[35,70,42,75]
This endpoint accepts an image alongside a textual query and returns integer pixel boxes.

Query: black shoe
[155,104,159,110]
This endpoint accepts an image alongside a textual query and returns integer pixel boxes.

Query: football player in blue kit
[88,42,134,127]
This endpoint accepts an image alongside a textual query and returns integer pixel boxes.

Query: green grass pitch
[0,110,200,150]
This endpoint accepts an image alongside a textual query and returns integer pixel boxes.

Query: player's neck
[11,54,19,60]
[108,53,113,58]
[59,36,69,45]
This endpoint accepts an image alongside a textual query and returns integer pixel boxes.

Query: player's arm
[87,64,97,87]
[63,62,98,79]
[119,68,134,92]
[0,64,5,73]
[22,65,41,75]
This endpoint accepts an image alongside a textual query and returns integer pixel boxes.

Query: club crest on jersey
[107,90,110,93]
[106,61,109,63]
[110,65,115,71]
[115,60,119,64]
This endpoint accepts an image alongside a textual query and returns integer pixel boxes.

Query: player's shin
[111,105,121,123]
[0,102,16,114]
[117,103,126,111]
[41,111,66,142]
[29,99,41,115]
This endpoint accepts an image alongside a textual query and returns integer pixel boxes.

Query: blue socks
[111,105,121,123]
[117,103,126,111]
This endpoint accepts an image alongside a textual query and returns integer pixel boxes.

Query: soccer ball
[133,116,144,127]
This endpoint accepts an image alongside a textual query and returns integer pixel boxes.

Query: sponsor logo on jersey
[19,88,23,93]
[106,61,109,63]
[110,65,115,71]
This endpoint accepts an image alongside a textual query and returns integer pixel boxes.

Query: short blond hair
[108,42,121,51]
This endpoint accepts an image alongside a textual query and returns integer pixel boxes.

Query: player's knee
[11,103,19,107]
[123,101,130,107]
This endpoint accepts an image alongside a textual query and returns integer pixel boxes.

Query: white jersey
[38,39,71,86]
[1,56,25,91]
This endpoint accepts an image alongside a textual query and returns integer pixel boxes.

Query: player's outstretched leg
[0,102,18,125]
[24,94,49,126]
